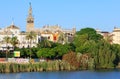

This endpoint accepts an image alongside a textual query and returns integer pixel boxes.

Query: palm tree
[58,33,68,44]
[4,36,11,44]
[104,34,113,44]
[38,38,51,48]
[26,31,36,58]
[10,36,19,50]
[3,36,11,60]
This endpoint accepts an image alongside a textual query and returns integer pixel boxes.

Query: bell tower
[26,3,34,32]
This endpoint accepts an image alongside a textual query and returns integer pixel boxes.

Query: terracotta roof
[7,25,19,29]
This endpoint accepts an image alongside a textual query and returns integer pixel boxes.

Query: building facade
[96,28,120,44]
[0,3,76,50]
[112,27,120,44]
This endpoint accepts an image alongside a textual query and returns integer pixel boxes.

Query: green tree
[47,48,56,59]
[73,28,117,69]
[37,38,52,48]
[3,36,11,59]
[48,44,72,59]
[31,47,39,58]
[94,40,116,68]
[26,31,37,58]
[104,34,113,44]
[3,36,11,45]
[10,36,19,49]
[111,44,120,66]
[58,33,68,44]
[73,28,103,53]
[37,48,50,58]
[76,28,103,42]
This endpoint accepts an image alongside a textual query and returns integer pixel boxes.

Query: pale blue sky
[0,0,120,32]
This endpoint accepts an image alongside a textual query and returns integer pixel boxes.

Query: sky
[0,0,120,32]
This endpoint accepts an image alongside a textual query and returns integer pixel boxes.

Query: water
[0,70,120,79]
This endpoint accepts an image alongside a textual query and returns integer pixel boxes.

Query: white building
[112,27,120,44]
[0,3,76,50]
[0,22,37,50]
[96,27,120,44]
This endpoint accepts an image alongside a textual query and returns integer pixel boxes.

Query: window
[48,36,50,39]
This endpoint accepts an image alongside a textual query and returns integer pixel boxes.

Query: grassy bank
[0,60,77,73]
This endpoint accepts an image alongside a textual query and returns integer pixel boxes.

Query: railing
[0,58,46,63]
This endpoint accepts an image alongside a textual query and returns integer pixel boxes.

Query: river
[0,69,120,79]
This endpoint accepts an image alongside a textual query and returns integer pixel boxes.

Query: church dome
[6,22,19,29]
[7,25,19,29]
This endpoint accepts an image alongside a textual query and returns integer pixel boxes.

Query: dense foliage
[1,27,120,69]
[62,51,80,68]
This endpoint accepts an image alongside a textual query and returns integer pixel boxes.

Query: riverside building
[0,3,76,50]
[96,27,120,44]
[112,27,120,44]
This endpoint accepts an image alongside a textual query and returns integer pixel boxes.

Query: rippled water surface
[0,70,120,79]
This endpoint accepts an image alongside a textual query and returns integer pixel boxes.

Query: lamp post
[5,30,8,61]
[38,32,41,43]
[6,46,10,61]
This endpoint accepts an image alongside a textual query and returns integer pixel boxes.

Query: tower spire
[26,2,34,32]
[29,2,32,16]
[29,2,31,6]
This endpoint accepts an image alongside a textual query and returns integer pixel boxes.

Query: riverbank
[0,60,118,73]
[0,60,77,73]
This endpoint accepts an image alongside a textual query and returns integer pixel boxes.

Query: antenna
[11,18,14,25]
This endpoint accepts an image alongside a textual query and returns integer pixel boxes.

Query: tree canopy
[1,27,120,69]
[76,28,103,42]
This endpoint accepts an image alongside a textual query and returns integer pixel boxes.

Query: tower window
[27,20,34,23]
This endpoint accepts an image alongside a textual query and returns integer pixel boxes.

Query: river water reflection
[0,69,120,79]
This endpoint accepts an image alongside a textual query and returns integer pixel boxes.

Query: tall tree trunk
[30,40,32,59]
